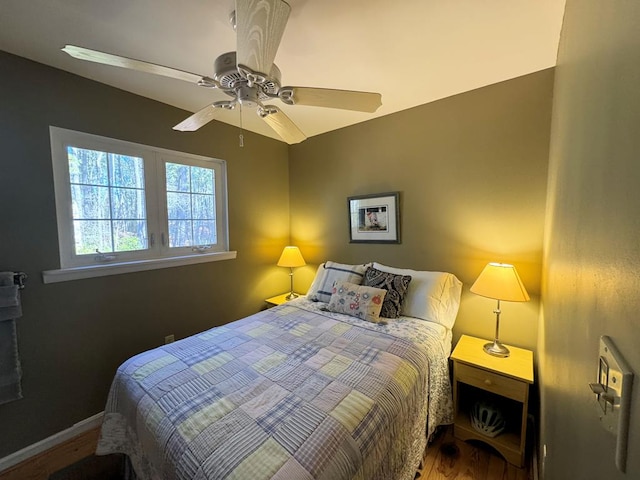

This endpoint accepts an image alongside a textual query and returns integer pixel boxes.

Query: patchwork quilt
[96,299,454,480]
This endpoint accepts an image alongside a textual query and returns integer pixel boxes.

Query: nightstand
[450,334,534,467]
[264,293,302,307]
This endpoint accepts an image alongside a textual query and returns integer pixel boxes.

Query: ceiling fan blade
[235,0,291,79]
[258,106,306,144]
[62,45,217,87]
[280,87,382,113]
[173,102,236,131]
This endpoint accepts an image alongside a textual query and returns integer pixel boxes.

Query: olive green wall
[0,51,290,457]
[540,1,640,478]
[289,69,554,352]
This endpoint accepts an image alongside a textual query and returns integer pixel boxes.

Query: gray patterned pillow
[362,267,412,318]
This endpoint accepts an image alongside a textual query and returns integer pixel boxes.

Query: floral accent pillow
[327,280,387,324]
[363,267,412,318]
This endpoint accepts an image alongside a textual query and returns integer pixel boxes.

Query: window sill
[42,251,237,284]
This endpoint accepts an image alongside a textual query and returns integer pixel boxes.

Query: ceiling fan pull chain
[239,105,245,147]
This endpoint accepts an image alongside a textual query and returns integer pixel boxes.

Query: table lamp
[470,262,530,357]
[277,246,306,300]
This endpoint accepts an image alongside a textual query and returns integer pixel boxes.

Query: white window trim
[42,251,237,284]
[45,126,234,283]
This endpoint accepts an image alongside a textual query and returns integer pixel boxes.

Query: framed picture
[348,192,400,243]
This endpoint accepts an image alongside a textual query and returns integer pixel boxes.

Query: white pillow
[372,262,462,328]
[306,262,327,299]
[307,261,372,303]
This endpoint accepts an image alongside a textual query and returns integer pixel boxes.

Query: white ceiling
[0,0,566,143]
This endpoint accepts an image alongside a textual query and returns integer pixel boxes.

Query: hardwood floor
[417,427,532,480]
[0,428,102,480]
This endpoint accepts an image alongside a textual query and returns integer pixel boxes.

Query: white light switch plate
[594,336,634,472]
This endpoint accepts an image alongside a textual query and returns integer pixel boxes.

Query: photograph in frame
[348,192,400,243]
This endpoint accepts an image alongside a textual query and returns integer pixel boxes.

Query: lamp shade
[470,263,530,302]
[277,246,306,268]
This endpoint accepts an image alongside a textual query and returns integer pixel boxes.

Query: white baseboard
[0,411,104,472]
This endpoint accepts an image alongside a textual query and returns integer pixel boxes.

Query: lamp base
[285,292,299,300]
[484,340,510,358]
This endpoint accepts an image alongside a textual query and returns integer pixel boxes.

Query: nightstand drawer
[455,363,527,402]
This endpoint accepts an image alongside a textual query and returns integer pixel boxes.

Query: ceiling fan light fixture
[61,0,382,144]
[236,85,261,108]
[213,52,281,95]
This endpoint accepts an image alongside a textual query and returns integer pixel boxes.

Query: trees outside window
[49,127,229,271]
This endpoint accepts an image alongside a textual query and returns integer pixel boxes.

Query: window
[45,127,234,283]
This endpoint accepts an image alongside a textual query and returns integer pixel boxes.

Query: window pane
[71,185,110,219]
[192,194,214,219]
[166,163,190,192]
[191,166,214,194]
[110,154,144,188]
[111,187,146,220]
[67,147,108,185]
[167,192,191,220]
[166,162,217,248]
[168,220,192,247]
[73,220,113,255]
[194,220,216,245]
[67,146,149,257]
[113,220,148,251]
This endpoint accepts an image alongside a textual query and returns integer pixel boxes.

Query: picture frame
[348,192,400,243]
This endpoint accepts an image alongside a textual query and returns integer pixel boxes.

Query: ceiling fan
[61,0,382,144]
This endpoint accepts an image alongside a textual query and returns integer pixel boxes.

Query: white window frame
[44,126,235,283]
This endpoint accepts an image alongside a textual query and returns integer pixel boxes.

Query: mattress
[96,297,454,479]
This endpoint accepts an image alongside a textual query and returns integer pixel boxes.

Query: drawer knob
[484,379,493,386]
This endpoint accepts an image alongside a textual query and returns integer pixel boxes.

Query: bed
[96,262,462,480]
